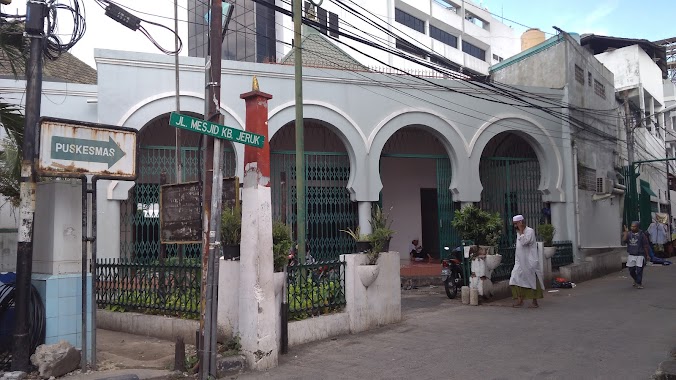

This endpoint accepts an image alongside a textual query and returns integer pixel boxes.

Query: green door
[436,158,460,259]
[120,145,236,261]
[271,151,357,261]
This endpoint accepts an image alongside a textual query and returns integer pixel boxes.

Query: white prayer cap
[512,215,524,222]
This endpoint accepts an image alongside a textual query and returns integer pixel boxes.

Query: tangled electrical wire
[0,282,46,371]
[93,0,182,55]
[43,0,87,60]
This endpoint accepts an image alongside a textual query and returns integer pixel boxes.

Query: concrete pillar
[358,201,372,235]
[238,78,278,370]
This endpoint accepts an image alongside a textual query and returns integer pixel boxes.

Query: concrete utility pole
[624,91,638,224]
[199,0,224,378]
[294,0,306,264]
[174,0,182,184]
[12,0,46,371]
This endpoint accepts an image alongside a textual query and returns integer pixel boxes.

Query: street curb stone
[217,355,246,378]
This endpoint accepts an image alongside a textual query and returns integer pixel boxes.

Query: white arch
[367,109,471,202]
[470,114,565,202]
[367,108,471,155]
[267,101,368,201]
[117,91,246,180]
[116,91,245,132]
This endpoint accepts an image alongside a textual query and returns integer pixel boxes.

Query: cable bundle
[94,0,182,55]
[0,282,46,371]
[43,0,87,60]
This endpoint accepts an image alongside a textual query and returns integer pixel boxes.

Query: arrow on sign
[51,136,126,168]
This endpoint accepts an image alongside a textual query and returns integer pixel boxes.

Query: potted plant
[221,204,242,260]
[539,223,557,259]
[451,205,503,270]
[272,220,292,296]
[341,226,372,252]
[272,220,293,272]
[369,205,395,251]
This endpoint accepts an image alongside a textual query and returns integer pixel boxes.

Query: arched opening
[379,126,459,261]
[270,120,357,261]
[479,131,545,249]
[119,113,237,261]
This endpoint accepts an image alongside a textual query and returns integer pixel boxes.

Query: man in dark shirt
[622,221,650,289]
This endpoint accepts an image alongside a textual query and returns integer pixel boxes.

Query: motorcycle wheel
[444,274,459,299]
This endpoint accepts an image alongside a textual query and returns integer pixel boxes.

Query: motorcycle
[441,246,464,299]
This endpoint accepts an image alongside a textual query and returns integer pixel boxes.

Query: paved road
[235,264,676,380]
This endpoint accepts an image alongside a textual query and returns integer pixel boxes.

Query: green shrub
[272,220,293,272]
[451,205,502,247]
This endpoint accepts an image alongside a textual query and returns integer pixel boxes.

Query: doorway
[420,188,440,259]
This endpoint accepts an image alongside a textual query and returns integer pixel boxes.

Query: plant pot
[543,246,557,259]
[357,264,380,288]
[222,244,240,260]
[273,271,285,296]
[381,238,391,252]
[484,254,503,271]
[355,241,372,253]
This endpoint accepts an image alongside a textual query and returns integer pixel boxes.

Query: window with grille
[395,8,425,33]
[594,79,606,99]
[462,40,486,61]
[396,38,427,59]
[575,65,584,84]
[578,165,596,191]
[430,25,457,48]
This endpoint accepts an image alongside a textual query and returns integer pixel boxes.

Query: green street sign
[169,112,264,148]
[51,136,126,168]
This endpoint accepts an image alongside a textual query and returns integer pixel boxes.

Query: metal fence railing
[96,258,201,319]
[287,260,346,320]
[490,241,575,281]
[551,241,574,268]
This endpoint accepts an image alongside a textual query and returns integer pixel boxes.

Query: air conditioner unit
[596,177,614,194]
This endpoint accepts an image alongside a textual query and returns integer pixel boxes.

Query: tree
[0,20,27,206]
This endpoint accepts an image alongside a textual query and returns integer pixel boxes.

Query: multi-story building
[581,35,670,224]
[491,30,625,258]
[187,0,521,75]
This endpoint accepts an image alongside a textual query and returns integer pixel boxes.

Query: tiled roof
[281,28,368,72]
[0,49,97,84]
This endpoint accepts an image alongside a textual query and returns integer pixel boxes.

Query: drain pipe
[573,142,582,258]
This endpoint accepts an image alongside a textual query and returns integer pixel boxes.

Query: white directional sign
[37,118,137,179]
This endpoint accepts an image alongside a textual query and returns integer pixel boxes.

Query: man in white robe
[509,215,545,308]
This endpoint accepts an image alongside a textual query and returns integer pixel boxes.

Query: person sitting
[409,238,432,262]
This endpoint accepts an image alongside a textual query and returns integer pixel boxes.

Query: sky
[0,0,673,68]
[480,0,672,42]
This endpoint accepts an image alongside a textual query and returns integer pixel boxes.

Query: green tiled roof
[281,28,368,71]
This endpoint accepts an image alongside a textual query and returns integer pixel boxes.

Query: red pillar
[240,77,273,186]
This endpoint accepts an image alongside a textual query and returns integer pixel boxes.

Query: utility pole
[12,0,46,371]
[624,90,638,224]
[199,0,223,378]
[174,0,182,184]
[294,0,306,264]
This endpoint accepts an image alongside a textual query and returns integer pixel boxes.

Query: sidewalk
[62,329,187,380]
[235,264,676,380]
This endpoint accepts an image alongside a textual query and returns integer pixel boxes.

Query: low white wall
[222,251,402,349]
[217,258,240,339]
[288,313,351,347]
[342,251,402,333]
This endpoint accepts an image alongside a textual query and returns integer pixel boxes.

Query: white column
[238,168,278,370]
[358,201,372,235]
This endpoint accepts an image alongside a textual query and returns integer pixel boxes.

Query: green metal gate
[271,151,357,261]
[479,157,543,246]
[437,158,460,259]
[120,146,236,260]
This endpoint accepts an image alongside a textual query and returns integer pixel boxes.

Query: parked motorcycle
[441,246,464,299]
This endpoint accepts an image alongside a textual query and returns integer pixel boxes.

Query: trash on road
[547,290,560,293]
